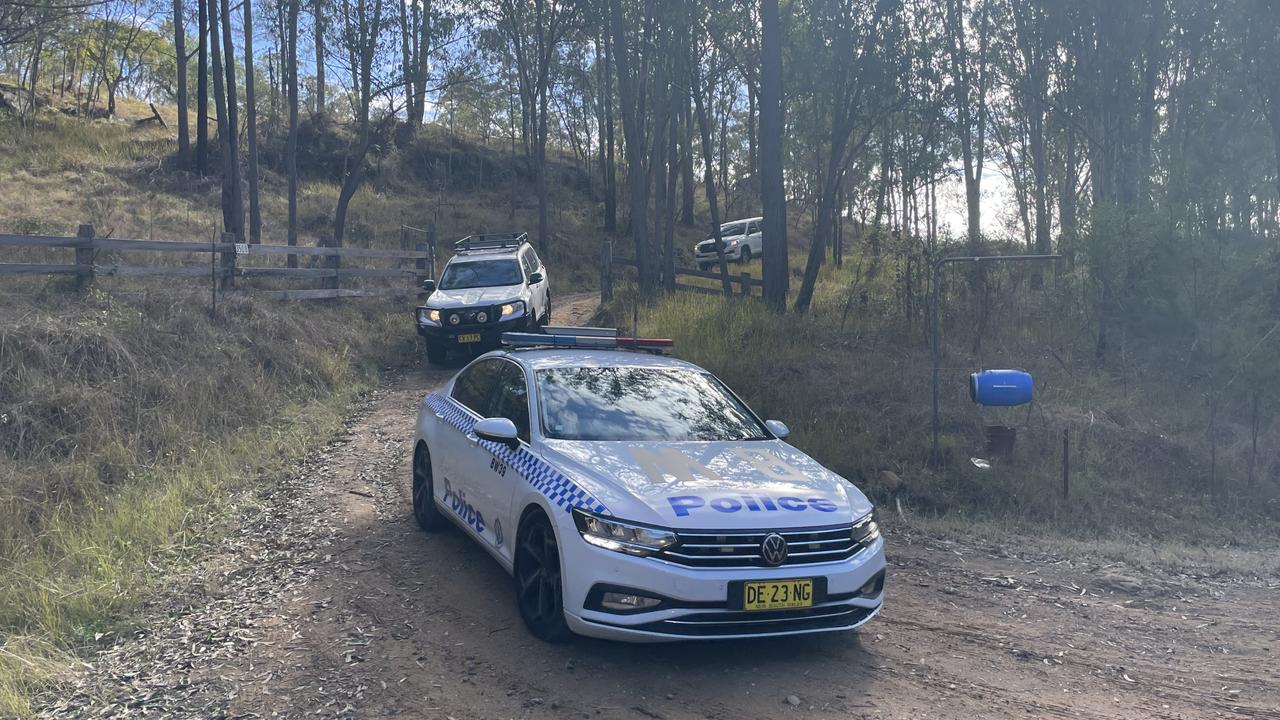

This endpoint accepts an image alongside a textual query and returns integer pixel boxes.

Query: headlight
[572,509,677,556]
[852,512,880,545]
[418,308,441,326]
[500,301,526,320]
[729,239,739,247]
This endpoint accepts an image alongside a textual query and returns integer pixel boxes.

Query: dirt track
[39,293,1280,719]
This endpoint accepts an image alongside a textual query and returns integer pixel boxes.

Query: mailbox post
[930,254,1061,464]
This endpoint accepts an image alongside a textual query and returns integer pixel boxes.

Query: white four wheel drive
[411,328,886,643]
[695,217,763,270]
[414,233,551,365]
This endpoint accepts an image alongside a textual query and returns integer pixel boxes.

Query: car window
[519,249,537,276]
[440,260,522,290]
[535,366,769,442]
[492,362,531,443]
[720,222,745,238]
[524,246,542,272]
[451,359,505,415]
[747,221,760,235]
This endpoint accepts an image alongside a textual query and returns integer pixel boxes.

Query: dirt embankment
[37,294,1280,719]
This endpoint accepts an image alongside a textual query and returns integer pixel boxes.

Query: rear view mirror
[765,420,790,440]
[422,279,436,294]
[527,272,543,285]
[474,417,520,448]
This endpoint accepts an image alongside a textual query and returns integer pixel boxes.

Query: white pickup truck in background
[694,217,762,270]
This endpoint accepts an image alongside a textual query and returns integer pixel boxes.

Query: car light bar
[501,328,674,353]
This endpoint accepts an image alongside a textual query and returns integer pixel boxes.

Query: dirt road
[39,293,1280,719]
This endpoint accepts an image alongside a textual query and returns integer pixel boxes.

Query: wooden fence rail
[0,224,434,302]
[606,244,762,301]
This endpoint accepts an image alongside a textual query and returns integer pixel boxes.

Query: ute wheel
[412,444,444,531]
[514,510,572,642]
[425,342,446,366]
[739,246,752,264]
[539,295,552,327]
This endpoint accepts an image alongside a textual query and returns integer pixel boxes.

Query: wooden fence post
[75,223,95,291]
[416,242,429,289]
[220,232,236,290]
[740,271,751,297]
[601,239,613,304]
[427,223,437,279]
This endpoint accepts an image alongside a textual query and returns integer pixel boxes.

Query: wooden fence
[0,224,437,301]
[600,238,763,302]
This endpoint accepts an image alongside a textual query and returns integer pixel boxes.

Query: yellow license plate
[742,579,814,611]
[457,333,482,344]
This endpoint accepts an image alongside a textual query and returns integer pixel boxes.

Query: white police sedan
[411,328,885,642]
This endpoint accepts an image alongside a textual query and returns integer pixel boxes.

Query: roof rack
[502,327,674,354]
[454,232,528,253]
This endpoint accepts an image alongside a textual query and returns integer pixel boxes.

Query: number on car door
[440,359,505,542]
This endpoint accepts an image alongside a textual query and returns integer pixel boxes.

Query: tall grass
[632,285,1280,546]
[0,293,413,717]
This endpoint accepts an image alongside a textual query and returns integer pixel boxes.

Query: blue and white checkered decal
[427,393,609,515]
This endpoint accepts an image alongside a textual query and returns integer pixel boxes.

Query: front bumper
[560,531,887,643]
[416,313,533,346]
[695,246,742,263]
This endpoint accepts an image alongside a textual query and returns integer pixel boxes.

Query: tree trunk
[209,0,227,186]
[692,55,733,295]
[219,0,244,242]
[679,93,695,226]
[173,0,189,165]
[602,32,617,233]
[287,0,299,267]
[196,0,208,174]
[759,0,788,311]
[244,0,261,243]
[608,0,653,293]
[314,0,325,115]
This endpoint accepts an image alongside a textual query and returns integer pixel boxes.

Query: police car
[411,328,885,642]
[415,233,551,364]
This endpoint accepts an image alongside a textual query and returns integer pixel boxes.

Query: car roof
[724,217,762,224]
[496,347,704,372]
[448,248,523,262]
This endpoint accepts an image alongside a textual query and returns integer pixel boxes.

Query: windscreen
[439,260,522,290]
[710,222,745,240]
[536,366,769,441]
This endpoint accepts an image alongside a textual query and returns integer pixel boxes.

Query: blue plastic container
[969,369,1034,407]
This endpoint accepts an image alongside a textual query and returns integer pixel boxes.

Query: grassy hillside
[0,97,614,716]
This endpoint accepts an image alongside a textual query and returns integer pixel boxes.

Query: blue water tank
[969,369,1034,407]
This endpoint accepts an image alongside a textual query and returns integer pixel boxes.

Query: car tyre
[739,246,752,264]
[411,444,445,531]
[425,342,447,366]
[514,510,572,642]
[540,295,552,327]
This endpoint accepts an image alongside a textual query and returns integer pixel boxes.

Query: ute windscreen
[439,260,522,290]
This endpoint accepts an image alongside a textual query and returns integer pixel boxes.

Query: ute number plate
[457,333,482,344]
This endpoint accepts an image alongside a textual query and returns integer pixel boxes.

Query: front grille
[444,306,499,327]
[695,240,723,253]
[659,524,864,568]
[631,604,875,637]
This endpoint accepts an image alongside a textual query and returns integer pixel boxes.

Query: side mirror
[421,279,436,294]
[474,417,520,448]
[765,419,790,440]
[527,271,543,285]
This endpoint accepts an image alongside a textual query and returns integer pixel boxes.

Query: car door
[481,360,534,564]
[437,358,505,544]
[522,246,548,318]
[746,220,763,254]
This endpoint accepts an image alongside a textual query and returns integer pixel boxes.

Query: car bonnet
[538,438,872,530]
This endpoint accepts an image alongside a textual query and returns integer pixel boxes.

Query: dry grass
[625,261,1280,549]
[0,291,411,717]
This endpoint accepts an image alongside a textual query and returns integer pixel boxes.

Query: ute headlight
[500,301,526,320]
[852,512,881,545]
[418,308,441,326]
[729,239,739,247]
[572,509,677,556]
